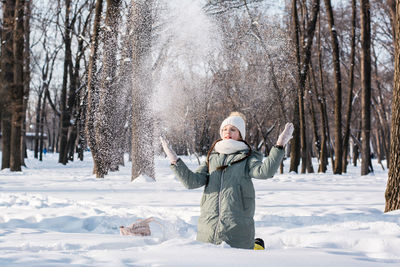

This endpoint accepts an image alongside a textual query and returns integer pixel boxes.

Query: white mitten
[120,217,154,236]
[160,136,178,164]
[276,122,294,146]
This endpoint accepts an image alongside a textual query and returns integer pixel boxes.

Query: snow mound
[132,174,156,183]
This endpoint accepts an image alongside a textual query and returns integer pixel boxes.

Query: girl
[161,112,294,249]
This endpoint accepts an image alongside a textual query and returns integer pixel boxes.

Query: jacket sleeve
[170,158,209,189]
[248,147,285,179]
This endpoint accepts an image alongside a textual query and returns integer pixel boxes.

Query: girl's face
[221,125,241,141]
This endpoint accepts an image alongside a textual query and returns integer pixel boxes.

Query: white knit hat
[219,115,246,140]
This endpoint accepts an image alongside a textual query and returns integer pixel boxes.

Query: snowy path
[0,152,399,266]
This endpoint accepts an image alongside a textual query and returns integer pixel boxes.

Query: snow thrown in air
[152,0,222,128]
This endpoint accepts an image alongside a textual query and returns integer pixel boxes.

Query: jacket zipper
[213,155,227,243]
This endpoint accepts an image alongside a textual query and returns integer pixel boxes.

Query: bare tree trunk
[352,120,362,166]
[342,0,357,173]
[360,0,372,175]
[66,124,77,161]
[10,0,25,171]
[114,5,136,169]
[77,95,86,161]
[39,95,46,161]
[371,128,384,168]
[21,0,31,164]
[306,141,314,173]
[305,74,316,174]
[371,44,391,169]
[323,0,342,174]
[316,10,335,171]
[385,0,400,212]
[34,92,43,158]
[372,95,388,165]
[94,0,122,177]
[52,113,57,153]
[290,0,302,173]
[291,0,320,173]
[307,72,320,161]
[1,0,15,170]
[295,0,307,174]
[131,0,155,180]
[86,0,104,176]
[66,24,87,163]
[58,0,72,165]
[315,18,328,173]
[290,97,301,173]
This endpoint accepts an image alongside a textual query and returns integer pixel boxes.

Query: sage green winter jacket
[171,146,284,249]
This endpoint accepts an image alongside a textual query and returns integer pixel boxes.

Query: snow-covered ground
[0,151,399,266]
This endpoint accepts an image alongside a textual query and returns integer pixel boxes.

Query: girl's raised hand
[160,136,178,164]
[276,122,294,146]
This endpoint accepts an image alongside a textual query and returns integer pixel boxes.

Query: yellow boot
[254,238,265,250]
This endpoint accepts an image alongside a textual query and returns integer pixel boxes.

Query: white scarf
[214,139,249,155]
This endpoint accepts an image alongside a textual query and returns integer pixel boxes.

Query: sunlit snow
[0,151,399,266]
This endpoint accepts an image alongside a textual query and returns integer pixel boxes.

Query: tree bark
[131,0,155,180]
[315,17,328,173]
[323,0,342,174]
[360,0,372,175]
[86,0,104,176]
[58,0,72,165]
[39,93,46,161]
[10,0,25,171]
[34,91,43,158]
[342,0,357,173]
[1,0,15,170]
[114,5,136,168]
[21,0,31,163]
[385,0,400,212]
[290,0,302,173]
[94,0,122,177]
[308,68,320,161]
[66,19,88,163]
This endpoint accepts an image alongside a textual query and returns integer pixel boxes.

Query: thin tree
[33,42,60,160]
[290,0,302,173]
[385,0,400,213]
[360,0,372,175]
[316,16,330,172]
[371,42,391,169]
[39,90,47,161]
[291,0,320,173]
[21,0,31,164]
[59,0,93,164]
[323,0,342,174]
[58,0,72,164]
[66,7,93,162]
[342,0,357,173]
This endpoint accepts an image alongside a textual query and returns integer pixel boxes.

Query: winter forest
[1,0,400,265]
